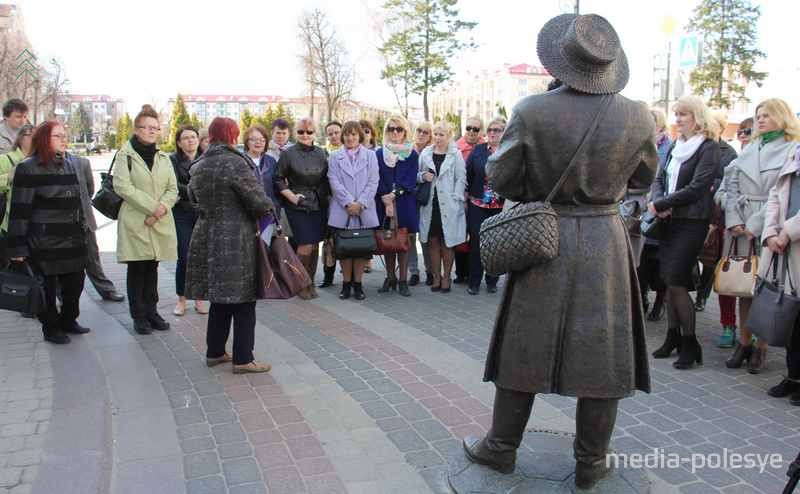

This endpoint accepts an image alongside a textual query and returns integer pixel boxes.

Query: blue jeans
[174,208,198,297]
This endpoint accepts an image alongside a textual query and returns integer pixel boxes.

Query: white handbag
[713,240,758,298]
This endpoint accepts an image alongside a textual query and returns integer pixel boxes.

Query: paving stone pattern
[0,311,51,494]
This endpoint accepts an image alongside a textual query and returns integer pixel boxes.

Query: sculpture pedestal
[447,430,651,493]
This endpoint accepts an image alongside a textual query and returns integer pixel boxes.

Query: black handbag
[334,217,376,259]
[639,210,666,240]
[415,181,432,206]
[92,152,131,220]
[746,250,800,347]
[0,261,45,315]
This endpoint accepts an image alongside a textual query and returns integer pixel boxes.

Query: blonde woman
[648,95,720,370]
[375,115,419,296]
[418,121,467,293]
[723,98,800,373]
[411,121,434,286]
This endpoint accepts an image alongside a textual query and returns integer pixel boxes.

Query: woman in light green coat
[113,105,178,335]
[0,124,34,233]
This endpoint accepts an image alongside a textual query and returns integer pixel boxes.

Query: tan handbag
[713,240,758,298]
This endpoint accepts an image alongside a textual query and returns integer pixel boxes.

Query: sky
[13,0,800,119]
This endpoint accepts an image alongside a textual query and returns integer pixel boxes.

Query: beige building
[57,94,125,140]
[431,63,551,127]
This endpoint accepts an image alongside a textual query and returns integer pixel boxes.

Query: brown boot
[462,386,534,474]
[574,397,618,490]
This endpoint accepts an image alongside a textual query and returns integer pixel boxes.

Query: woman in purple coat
[327,121,380,300]
[375,115,419,296]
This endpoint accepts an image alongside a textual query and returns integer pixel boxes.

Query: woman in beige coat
[724,99,800,373]
[114,105,178,335]
[760,142,800,405]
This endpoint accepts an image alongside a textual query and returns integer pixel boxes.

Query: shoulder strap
[127,154,132,171]
[107,150,120,173]
[545,95,614,203]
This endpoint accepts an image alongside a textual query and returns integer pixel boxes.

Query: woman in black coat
[7,121,89,344]
[185,117,273,374]
[648,96,720,369]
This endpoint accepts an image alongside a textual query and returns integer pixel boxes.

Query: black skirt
[284,208,326,245]
[658,218,709,289]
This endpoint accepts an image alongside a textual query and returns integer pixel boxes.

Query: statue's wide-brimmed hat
[537,13,629,94]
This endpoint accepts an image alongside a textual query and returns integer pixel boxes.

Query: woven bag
[480,96,611,276]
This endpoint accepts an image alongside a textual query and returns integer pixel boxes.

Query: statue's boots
[462,386,533,473]
[574,397,619,490]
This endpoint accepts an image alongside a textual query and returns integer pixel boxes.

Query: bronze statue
[462,13,658,490]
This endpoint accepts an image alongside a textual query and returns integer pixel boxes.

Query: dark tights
[666,285,695,335]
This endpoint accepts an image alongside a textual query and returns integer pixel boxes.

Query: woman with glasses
[737,118,754,150]
[418,121,467,293]
[360,120,378,150]
[114,105,178,335]
[722,99,800,374]
[465,117,506,295]
[274,117,329,299]
[375,115,419,296]
[170,125,207,317]
[7,121,90,344]
[413,122,433,286]
[243,124,279,209]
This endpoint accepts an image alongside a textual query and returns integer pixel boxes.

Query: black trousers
[467,203,500,289]
[455,250,469,280]
[207,302,256,365]
[126,260,159,320]
[174,209,198,297]
[39,271,84,334]
[788,319,800,381]
[85,229,117,296]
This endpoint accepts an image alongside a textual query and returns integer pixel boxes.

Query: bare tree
[297,9,355,124]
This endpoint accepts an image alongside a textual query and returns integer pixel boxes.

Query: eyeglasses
[51,133,68,140]
[297,129,314,136]
[487,127,504,134]
[248,138,266,143]
[416,129,430,135]
[737,128,752,136]
[387,126,404,133]
[465,126,481,133]
[137,125,160,132]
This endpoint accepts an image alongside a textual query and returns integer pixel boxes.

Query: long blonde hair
[752,98,800,142]
[672,96,718,140]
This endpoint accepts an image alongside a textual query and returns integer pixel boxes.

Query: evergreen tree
[380,0,477,120]
[688,0,766,108]
[115,113,133,149]
[167,94,192,151]
[240,108,254,137]
[373,115,386,145]
[189,113,203,131]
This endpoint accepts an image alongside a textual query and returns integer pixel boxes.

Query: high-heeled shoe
[378,278,397,293]
[673,334,703,369]
[440,278,452,294]
[652,328,681,358]
[747,346,767,374]
[725,342,753,369]
[398,281,411,297]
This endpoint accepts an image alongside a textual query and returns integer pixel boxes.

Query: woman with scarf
[375,115,419,296]
[114,105,178,335]
[419,121,467,294]
[723,99,800,374]
[649,95,719,370]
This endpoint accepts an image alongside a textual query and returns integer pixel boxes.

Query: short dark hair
[175,124,199,155]
[325,120,342,131]
[3,98,28,118]
[341,121,364,144]
[739,117,754,129]
[271,118,290,131]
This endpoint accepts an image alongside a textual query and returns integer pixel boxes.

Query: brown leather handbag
[256,225,311,299]
[374,214,409,255]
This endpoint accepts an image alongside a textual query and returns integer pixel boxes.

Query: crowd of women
[3,92,800,397]
[640,95,800,406]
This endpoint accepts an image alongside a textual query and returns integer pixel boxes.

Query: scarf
[268,139,290,156]
[130,136,157,169]
[666,134,705,195]
[345,146,359,164]
[326,142,342,155]
[381,141,413,168]
[760,130,785,148]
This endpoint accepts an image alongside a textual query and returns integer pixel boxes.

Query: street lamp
[661,16,677,114]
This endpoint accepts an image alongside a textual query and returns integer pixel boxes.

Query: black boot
[725,342,753,369]
[647,291,665,321]
[768,378,800,398]
[147,313,170,331]
[63,321,91,334]
[425,272,433,286]
[133,318,153,335]
[463,387,534,474]
[43,327,70,344]
[574,397,618,490]
[652,328,681,358]
[319,266,335,288]
[747,346,767,374]
[378,277,397,293]
[398,281,411,297]
[673,334,703,369]
[352,283,366,300]
[694,296,706,312]
[339,282,352,300]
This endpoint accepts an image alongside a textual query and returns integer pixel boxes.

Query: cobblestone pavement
[0,249,796,493]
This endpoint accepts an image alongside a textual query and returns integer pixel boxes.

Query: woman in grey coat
[723,98,800,374]
[185,117,273,374]
[462,14,657,491]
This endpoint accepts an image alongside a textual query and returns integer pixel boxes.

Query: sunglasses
[297,130,314,135]
[737,128,752,136]
[487,127,504,134]
[387,126,404,133]
[465,126,481,133]
[416,129,430,135]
